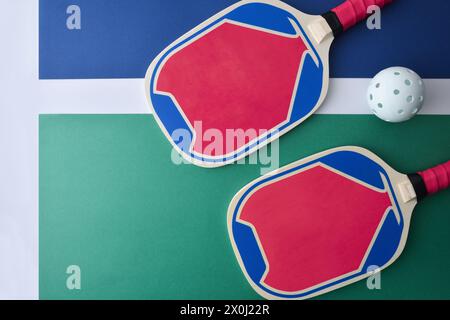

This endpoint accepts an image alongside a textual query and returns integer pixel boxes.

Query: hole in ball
[407,96,414,103]
[405,80,411,86]
[394,89,400,95]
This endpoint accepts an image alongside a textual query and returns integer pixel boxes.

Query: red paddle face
[228,147,413,299]
[156,21,309,156]
[238,164,393,293]
[146,1,328,167]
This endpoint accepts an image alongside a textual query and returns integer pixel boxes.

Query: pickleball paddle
[145,0,395,167]
[227,146,449,299]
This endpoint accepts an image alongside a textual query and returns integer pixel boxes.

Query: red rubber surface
[157,22,307,156]
[239,164,392,292]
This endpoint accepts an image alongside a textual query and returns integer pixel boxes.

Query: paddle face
[228,146,416,299]
[145,0,332,167]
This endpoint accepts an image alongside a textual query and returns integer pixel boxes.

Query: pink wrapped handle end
[418,161,450,195]
[332,0,394,31]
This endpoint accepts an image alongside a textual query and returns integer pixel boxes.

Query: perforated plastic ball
[367,67,425,123]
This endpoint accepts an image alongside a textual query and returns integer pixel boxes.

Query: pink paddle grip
[332,0,394,31]
[418,161,450,195]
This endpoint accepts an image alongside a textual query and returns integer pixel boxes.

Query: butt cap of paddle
[418,161,450,196]
[332,0,394,31]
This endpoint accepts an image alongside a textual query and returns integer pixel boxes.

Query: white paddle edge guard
[308,17,334,44]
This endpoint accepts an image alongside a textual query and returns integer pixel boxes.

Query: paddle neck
[323,0,394,37]
[408,160,450,202]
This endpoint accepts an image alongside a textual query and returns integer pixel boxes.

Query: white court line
[37,78,450,114]
[0,0,449,301]
[1,0,39,300]
[320,78,450,115]
[38,78,149,114]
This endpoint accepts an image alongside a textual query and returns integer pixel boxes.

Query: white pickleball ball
[367,67,425,123]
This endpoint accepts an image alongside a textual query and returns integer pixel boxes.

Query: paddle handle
[331,0,394,31]
[418,160,450,196]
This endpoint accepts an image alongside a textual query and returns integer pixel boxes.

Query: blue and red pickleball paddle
[228,146,450,299]
[145,0,395,167]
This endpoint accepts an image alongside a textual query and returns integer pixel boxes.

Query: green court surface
[39,114,450,299]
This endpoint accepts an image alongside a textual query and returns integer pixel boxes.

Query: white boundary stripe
[319,78,450,115]
[36,78,450,115]
[38,78,149,114]
[0,0,38,300]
